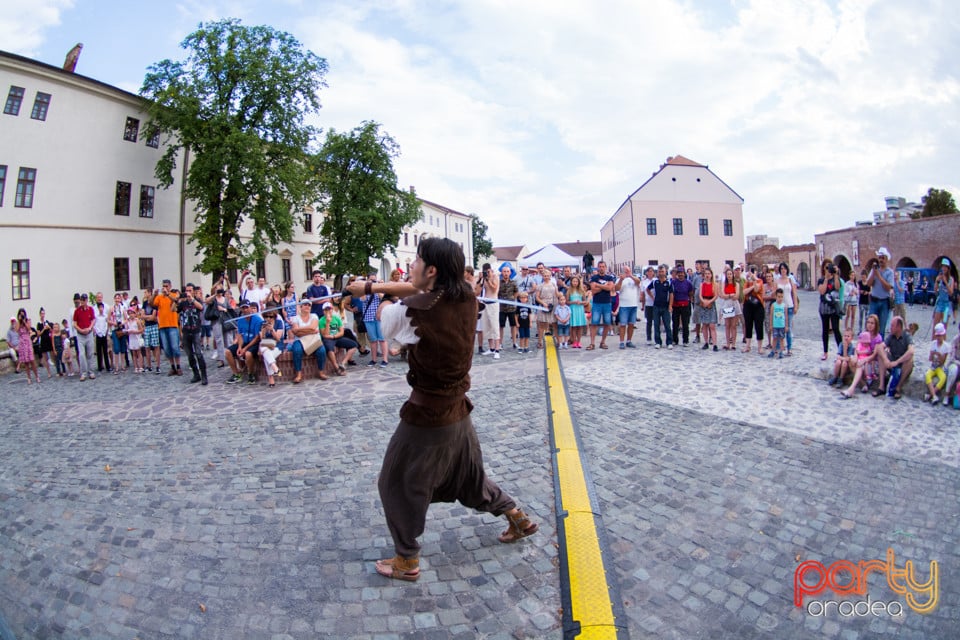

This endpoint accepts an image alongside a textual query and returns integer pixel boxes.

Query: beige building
[600,155,745,274]
[0,49,469,322]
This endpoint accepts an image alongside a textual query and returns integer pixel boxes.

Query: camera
[827,265,837,275]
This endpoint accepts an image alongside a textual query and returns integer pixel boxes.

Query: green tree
[918,188,958,218]
[140,19,328,276]
[470,213,493,268]
[313,121,421,286]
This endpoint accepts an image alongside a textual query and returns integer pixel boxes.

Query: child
[923,323,950,404]
[767,288,787,359]
[60,325,77,376]
[125,309,145,372]
[827,329,856,386]
[840,331,879,398]
[516,292,532,354]
[554,293,571,349]
[52,322,66,376]
[943,330,960,408]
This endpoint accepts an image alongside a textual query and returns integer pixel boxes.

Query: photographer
[178,283,207,385]
[817,260,843,361]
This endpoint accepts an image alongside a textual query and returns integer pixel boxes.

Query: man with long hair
[348,237,538,582]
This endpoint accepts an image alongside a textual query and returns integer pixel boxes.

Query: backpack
[204,301,219,322]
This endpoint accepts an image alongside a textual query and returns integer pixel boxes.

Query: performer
[348,237,538,582]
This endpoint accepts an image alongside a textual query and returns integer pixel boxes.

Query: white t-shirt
[381,302,419,345]
[929,339,951,367]
[618,277,640,308]
[640,277,656,306]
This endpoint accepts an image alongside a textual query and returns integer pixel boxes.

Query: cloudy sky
[3,0,958,250]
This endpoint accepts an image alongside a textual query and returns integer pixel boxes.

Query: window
[30,92,51,121]
[646,218,657,235]
[114,257,130,291]
[255,259,266,280]
[227,266,238,284]
[138,258,154,290]
[404,232,409,246]
[145,126,160,148]
[699,218,709,236]
[15,167,36,208]
[725,260,734,269]
[304,259,313,280]
[115,181,131,216]
[4,86,24,115]
[673,218,683,235]
[123,117,140,142]
[675,260,685,271]
[11,259,30,300]
[414,234,419,246]
[303,213,312,233]
[139,185,154,218]
[723,219,733,236]
[698,259,711,270]
[0,165,6,206]
[282,258,291,282]
[648,260,658,267]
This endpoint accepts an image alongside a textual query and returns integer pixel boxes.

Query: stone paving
[0,290,958,638]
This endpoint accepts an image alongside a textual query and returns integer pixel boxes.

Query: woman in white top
[774,262,799,356]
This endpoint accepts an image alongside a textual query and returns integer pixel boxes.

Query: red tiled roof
[664,155,704,167]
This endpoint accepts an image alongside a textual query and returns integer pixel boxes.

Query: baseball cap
[73,293,81,300]
[9,316,15,321]
[300,299,312,306]
[239,300,251,308]
[942,258,951,266]
[80,293,88,299]
[934,323,946,336]
[876,247,891,259]
[322,302,332,310]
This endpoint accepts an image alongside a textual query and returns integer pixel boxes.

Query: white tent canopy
[518,244,580,268]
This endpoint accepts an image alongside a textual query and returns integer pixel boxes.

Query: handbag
[721,305,736,319]
[260,338,277,350]
[299,333,322,355]
[204,301,219,322]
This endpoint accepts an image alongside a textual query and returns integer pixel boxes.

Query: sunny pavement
[0,289,957,639]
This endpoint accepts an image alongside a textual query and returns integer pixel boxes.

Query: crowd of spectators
[3,250,958,408]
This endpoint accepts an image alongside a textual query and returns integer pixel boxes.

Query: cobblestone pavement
[0,290,958,638]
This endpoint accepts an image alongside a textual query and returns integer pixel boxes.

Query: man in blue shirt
[305,270,332,318]
[226,302,263,384]
[866,247,895,336]
[588,261,616,350]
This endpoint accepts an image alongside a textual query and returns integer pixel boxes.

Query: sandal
[374,556,420,582]
[871,388,884,397]
[599,343,608,349]
[292,373,303,384]
[742,347,750,353]
[892,391,902,400]
[498,509,539,543]
[586,344,595,350]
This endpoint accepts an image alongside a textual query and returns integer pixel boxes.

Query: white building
[600,155,745,274]
[0,50,470,322]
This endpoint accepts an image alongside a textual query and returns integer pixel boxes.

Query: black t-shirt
[858,281,871,306]
[178,297,203,331]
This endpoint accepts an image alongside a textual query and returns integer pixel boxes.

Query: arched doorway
[832,254,852,280]
[896,257,917,269]
[797,262,811,289]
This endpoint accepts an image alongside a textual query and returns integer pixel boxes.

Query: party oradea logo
[794,548,938,617]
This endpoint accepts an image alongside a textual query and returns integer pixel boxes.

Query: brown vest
[399,290,477,427]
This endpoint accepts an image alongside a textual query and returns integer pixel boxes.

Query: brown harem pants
[378,415,516,558]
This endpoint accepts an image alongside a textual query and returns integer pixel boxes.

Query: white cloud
[0,0,74,57]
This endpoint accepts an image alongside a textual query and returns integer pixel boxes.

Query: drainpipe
[178,147,190,287]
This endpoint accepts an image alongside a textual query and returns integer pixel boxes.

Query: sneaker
[931,395,939,404]
[826,376,838,386]
[667,344,674,350]
[367,360,376,367]
[493,351,500,359]
[923,393,931,401]
[625,342,636,348]
[713,345,719,352]
[778,353,783,359]
[79,374,87,381]
[486,349,496,356]
[619,343,625,350]
[226,374,241,384]
[88,373,96,380]
[944,397,951,407]
[247,374,256,384]
[155,366,161,374]
[513,343,519,350]
[379,361,388,368]
[654,344,661,349]
[768,351,775,359]
[702,343,710,351]
[479,349,489,355]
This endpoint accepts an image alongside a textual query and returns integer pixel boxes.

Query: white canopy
[518,244,580,268]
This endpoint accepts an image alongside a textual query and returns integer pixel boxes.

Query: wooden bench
[246,341,337,382]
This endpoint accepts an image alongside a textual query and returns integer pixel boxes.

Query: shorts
[772,327,786,340]
[591,302,612,325]
[111,330,128,354]
[499,310,517,328]
[481,301,500,336]
[935,300,951,314]
[518,326,530,339]
[556,324,570,336]
[201,324,212,338]
[617,306,638,325]
[365,320,384,342]
[143,323,160,348]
